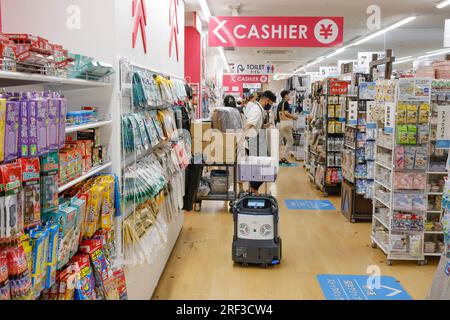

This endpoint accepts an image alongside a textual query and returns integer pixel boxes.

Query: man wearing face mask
[242,90,277,193]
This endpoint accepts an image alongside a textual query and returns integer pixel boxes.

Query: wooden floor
[153,166,438,300]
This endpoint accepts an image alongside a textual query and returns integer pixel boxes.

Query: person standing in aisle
[277,90,298,164]
[242,90,277,194]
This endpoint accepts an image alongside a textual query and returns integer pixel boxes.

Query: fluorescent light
[351,16,417,46]
[393,58,413,65]
[418,48,450,60]
[437,0,450,8]
[426,48,450,54]
[326,48,346,59]
[397,56,412,60]
[198,0,211,21]
[218,47,231,73]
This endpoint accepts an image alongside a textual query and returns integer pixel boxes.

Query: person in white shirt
[241,90,277,193]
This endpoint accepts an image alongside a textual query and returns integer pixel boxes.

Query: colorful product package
[19,158,41,228]
[112,269,127,300]
[30,227,48,296]
[84,185,104,238]
[47,98,59,151]
[394,193,413,211]
[414,147,427,170]
[404,147,416,170]
[79,238,114,300]
[1,162,23,239]
[17,98,30,158]
[407,125,417,145]
[27,98,38,158]
[396,125,409,145]
[58,98,68,149]
[71,254,96,300]
[70,196,87,252]
[395,146,405,169]
[45,223,59,289]
[418,125,429,144]
[31,98,48,156]
[99,177,114,231]
[396,103,407,125]
[406,104,418,124]
[4,100,20,163]
[57,263,79,300]
[412,173,427,190]
[412,194,427,211]
[0,99,6,163]
[0,248,8,283]
[419,103,430,124]
[40,151,59,213]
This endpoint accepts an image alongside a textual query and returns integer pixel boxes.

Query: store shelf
[374,215,390,230]
[427,210,442,214]
[344,144,356,150]
[374,196,391,209]
[424,252,443,257]
[371,236,389,254]
[428,171,448,175]
[377,143,393,150]
[58,162,112,193]
[0,70,111,89]
[375,180,392,191]
[375,161,392,171]
[425,231,444,235]
[65,120,113,134]
[427,192,444,196]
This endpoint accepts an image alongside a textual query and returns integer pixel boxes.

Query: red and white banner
[209,16,344,47]
[224,74,269,84]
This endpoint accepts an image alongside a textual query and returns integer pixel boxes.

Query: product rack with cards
[341,75,375,223]
[370,78,432,266]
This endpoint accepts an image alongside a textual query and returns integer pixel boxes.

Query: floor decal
[285,199,336,211]
[317,274,412,300]
[279,163,300,168]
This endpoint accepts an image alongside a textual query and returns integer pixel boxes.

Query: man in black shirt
[277,90,298,164]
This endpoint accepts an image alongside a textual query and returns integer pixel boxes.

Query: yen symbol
[314,19,339,44]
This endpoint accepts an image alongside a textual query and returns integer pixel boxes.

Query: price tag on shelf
[348,101,358,126]
[384,102,396,134]
[437,105,450,149]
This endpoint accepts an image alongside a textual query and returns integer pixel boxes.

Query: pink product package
[47,99,59,151]
[412,173,427,190]
[58,98,67,148]
[32,99,49,156]
[18,100,29,158]
[394,172,413,190]
[4,101,19,163]
[395,146,405,169]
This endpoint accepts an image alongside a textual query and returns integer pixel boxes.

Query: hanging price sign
[437,105,450,149]
[348,101,358,126]
[384,102,396,134]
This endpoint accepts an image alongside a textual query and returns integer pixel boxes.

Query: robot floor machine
[232,194,282,267]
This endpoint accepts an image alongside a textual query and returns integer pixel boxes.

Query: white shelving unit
[371,79,432,266]
[58,162,113,193]
[65,120,113,134]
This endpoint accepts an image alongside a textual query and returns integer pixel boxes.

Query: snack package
[31,98,49,156]
[70,196,87,257]
[47,98,59,151]
[412,194,427,211]
[396,103,407,125]
[0,280,10,300]
[418,125,429,144]
[395,146,405,169]
[71,254,96,300]
[394,193,412,211]
[19,158,41,228]
[79,239,113,299]
[18,99,29,158]
[45,223,59,289]
[394,172,413,190]
[40,151,59,213]
[412,173,427,190]
[414,147,427,170]
[418,103,430,124]
[404,147,416,170]
[407,125,417,145]
[0,248,8,284]
[0,99,6,163]
[1,162,23,239]
[396,125,409,145]
[84,185,104,238]
[406,104,418,124]
[30,227,48,296]
[4,101,20,163]
[58,98,68,149]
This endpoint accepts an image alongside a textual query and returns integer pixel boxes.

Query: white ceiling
[185,0,450,73]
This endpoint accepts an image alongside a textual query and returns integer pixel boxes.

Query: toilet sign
[208,16,344,47]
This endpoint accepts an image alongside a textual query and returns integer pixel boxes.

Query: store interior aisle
[153,166,438,300]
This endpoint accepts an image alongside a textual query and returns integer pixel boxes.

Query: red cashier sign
[209,16,344,47]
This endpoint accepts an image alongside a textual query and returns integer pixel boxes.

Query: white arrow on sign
[231,75,237,82]
[213,20,228,44]
[381,285,402,297]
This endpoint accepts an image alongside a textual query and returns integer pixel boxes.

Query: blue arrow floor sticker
[317,275,412,300]
[285,199,336,211]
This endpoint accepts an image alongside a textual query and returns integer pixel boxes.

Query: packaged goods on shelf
[68,53,114,80]
[371,79,432,264]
